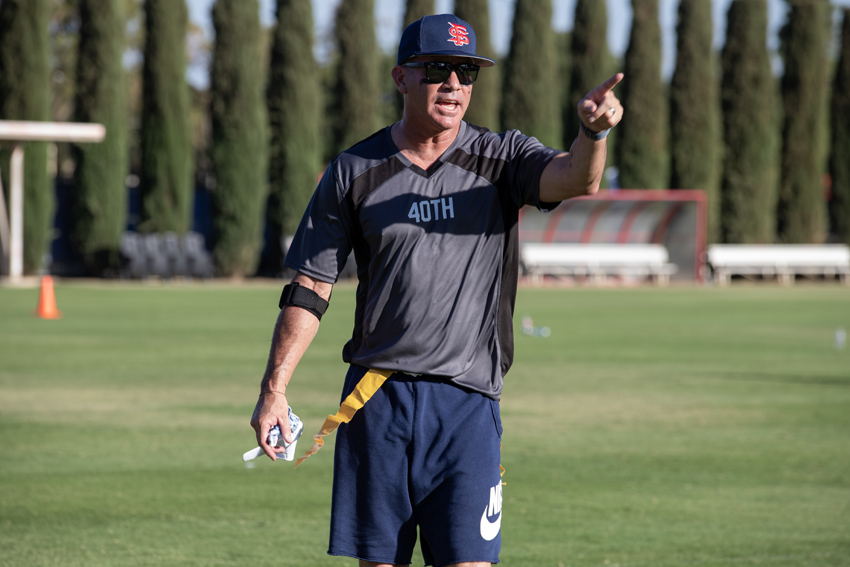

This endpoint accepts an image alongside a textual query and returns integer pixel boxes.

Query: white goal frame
[0,120,105,281]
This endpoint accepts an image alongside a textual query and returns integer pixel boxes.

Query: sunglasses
[403,61,480,85]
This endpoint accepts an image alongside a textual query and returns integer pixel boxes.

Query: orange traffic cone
[35,275,62,319]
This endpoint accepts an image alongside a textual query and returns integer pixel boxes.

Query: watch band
[580,121,610,141]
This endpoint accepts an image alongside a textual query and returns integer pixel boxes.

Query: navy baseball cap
[398,14,496,67]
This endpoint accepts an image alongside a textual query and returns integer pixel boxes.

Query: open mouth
[436,100,460,111]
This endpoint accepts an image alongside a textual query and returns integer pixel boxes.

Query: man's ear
[392,65,408,95]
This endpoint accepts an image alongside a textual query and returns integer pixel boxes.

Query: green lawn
[1,281,848,567]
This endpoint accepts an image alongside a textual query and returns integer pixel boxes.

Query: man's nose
[443,71,462,90]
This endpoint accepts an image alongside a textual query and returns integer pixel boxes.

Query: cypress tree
[0,0,52,274]
[380,52,402,127]
[500,0,561,148]
[139,0,193,233]
[331,0,380,155]
[394,1,435,121]
[616,0,667,189]
[669,0,721,242]
[830,9,850,244]
[50,3,79,124]
[71,0,129,275]
[403,0,433,28]
[454,0,501,131]
[266,0,321,273]
[210,0,268,277]
[777,0,830,243]
[566,0,609,146]
[556,31,572,139]
[720,0,779,243]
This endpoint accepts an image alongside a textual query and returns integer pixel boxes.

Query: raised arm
[250,272,333,460]
[539,73,624,203]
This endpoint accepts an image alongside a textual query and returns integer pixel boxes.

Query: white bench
[707,245,850,285]
[520,243,678,285]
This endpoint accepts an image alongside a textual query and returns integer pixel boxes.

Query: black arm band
[279,282,329,320]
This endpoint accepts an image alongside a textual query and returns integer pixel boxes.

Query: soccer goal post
[0,120,105,281]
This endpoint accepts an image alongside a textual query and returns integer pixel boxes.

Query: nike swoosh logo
[480,507,501,541]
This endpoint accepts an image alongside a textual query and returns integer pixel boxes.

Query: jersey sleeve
[503,130,562,212]
[283,163,354,283]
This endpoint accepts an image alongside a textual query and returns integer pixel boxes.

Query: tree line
[0,0,848,277]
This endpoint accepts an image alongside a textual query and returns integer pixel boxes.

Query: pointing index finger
[599,73,624,95]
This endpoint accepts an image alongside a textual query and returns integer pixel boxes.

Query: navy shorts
[329,365,503,567]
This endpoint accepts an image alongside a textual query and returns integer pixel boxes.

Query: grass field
[1,281,848,567]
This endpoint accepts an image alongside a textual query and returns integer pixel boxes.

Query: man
[251,13,623,567]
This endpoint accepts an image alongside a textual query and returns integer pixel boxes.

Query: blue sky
[184,0,850,89]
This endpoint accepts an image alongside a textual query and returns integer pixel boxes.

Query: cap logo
[447,22,470,47]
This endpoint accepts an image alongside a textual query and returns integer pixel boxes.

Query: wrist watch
[580,121,610,141]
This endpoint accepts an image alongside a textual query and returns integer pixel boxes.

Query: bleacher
[707,245,850,285]
[521,243,678,285]
[120,231,214,279]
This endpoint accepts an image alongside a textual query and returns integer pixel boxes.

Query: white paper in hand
[243,407,303,462]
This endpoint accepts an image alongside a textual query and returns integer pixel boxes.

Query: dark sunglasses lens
[457,65,479,84]
[422,63,479,84]
[425,63,452,83]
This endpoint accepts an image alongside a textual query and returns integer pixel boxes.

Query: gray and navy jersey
[285,122,561,399]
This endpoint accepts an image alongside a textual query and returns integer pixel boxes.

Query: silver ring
[609,107,616,117]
